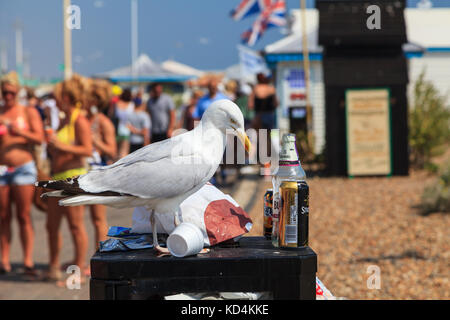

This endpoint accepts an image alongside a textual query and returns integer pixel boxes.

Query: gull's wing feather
[37,128,220,200]
[97,133,184,171]
[78,154,215,199]
[77,130,214,198]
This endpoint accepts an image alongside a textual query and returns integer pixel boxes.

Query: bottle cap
[282,133,296,142]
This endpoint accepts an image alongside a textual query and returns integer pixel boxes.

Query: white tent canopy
[161,59,204,77]
[96,54,193,83]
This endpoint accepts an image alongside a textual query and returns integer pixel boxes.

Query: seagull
[37,99,251,253]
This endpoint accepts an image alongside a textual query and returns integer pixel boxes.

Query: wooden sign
[345,88,392,176]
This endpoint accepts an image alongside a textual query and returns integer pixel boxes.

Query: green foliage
[295,130,327,165]
[409,71,450,169]
[295,130,314,164]
[419,162,450,215]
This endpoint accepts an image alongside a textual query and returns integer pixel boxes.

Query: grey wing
[78,154,215,199]
[104,138,175,169]
[97,128,197,171]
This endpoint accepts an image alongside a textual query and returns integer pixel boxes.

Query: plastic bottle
[271,133,306,247]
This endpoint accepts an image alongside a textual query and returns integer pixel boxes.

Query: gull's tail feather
[59,195,150,208]
[41,190,66,199]
[36,177,85,194]
[36,177,128,198]
[59,195,126,207]
[37,177,141,208]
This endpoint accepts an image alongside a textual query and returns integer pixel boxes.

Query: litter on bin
[132,183,253,248]
[99,235,153,252]
[100,228,156,252]
[163,276,335,300]
[99,184,252,255]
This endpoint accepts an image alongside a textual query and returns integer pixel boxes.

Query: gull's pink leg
[151,209,169,254]
[174,211,181,227]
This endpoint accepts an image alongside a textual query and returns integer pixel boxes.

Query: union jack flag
[230,0,273,21]
[240,0,286,46]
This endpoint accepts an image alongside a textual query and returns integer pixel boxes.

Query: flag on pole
[240,0,286,46]
[230,0,273,21]
[237,44,270,77]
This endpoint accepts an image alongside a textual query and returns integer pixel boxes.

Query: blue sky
[0,0,447,80]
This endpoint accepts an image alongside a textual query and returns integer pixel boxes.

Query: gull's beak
[236,129,251,153]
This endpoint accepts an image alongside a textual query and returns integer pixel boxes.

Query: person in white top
[112,88,135,159]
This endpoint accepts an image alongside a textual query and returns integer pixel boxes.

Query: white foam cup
[167,222,204,257]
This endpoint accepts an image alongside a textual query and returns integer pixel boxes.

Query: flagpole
[131,0,138,80]
[300,0,313,152]
[14,20,24,82]
[0,39,7,73]
[63,0,73,79]
[24,51,31,79]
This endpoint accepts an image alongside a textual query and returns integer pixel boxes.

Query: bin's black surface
[90,237,317,300]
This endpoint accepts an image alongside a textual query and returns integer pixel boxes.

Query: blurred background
[0,0,448,300]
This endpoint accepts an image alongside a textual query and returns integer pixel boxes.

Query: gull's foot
[155,245,170,253]
[155,245,171,257]
[199,248,210,254]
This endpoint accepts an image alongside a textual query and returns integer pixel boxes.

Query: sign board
[345,88,392,176]
[283,68,306,107]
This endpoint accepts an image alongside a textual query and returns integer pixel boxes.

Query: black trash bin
[90,236,317,300]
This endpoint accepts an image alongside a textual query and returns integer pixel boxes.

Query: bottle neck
[279,160,300,167]
[279,141,300,167]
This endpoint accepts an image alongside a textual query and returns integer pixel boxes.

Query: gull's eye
[230,118,237,126]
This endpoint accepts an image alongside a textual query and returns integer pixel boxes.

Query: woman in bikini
[248,73,279,168]
[85,79,117,249]
[45,74,92,281]
[0,72,44,277]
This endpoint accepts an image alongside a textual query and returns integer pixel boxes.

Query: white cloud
[199,37,210,45]
[74,55,83,64]
[94,0,104,8]
[88,50,103,61]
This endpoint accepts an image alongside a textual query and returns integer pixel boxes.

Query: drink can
[45,126,53,143]
[263,189,273,239]
[279,180,309,247]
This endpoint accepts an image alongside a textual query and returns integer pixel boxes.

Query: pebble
[248,170,450,299]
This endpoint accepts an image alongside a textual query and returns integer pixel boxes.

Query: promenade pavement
[0,167,265,300]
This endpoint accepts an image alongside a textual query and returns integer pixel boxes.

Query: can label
[297,181,309,247]
[272,193,280,220]
[279,180,309,247]
[263,189,273,239]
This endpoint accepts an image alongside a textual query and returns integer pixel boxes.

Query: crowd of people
[0,70,278,283]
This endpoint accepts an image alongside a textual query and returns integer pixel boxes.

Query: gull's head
[201,99,251,152]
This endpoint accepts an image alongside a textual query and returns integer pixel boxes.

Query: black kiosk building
[317,0,409,176]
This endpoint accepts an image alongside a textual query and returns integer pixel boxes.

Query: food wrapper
[107,226,132,237]
[132,183,253,247]
[99,234,154,252]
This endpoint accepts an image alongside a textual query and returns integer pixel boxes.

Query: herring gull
[37,99,251,253]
